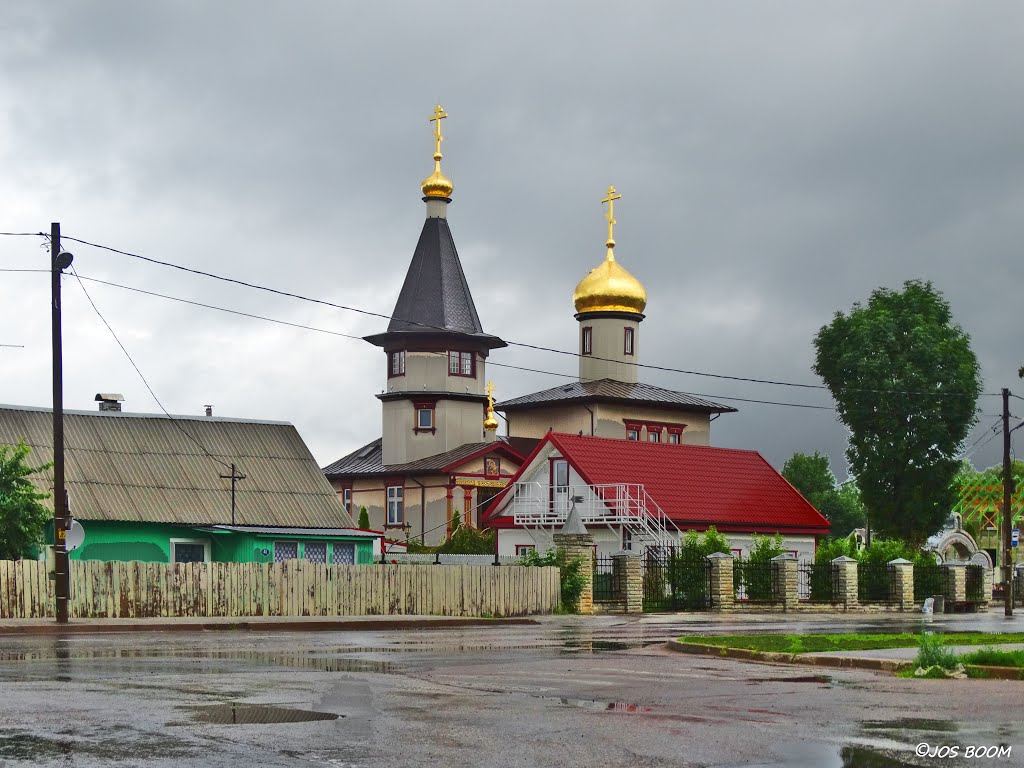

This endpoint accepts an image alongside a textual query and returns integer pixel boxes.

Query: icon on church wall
[485,457,499,477]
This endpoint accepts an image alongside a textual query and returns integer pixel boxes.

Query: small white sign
[1012,529,1019,547]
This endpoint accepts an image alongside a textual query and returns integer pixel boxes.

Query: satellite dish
[66,520,85,552]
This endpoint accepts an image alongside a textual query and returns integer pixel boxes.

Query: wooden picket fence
[0,559,561,619]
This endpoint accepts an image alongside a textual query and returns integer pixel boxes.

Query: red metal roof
[490,433,829,534]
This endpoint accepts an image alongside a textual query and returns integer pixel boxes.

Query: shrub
[437,525,495,555]
[678,526,731,559]
[357,506,370,530]
[520,547,588,612]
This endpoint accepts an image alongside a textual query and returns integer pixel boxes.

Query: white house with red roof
[483,433,830,560]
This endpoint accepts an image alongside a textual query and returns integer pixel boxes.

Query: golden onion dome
[421,104,454,199]
[421,159,454,199]
[574,184,646,315]
[573,253,647,315]
[483,409,499,432]
[483,381,499,431]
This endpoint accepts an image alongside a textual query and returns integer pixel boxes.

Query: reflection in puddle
[189,703,341,725]
[559,697,652,714]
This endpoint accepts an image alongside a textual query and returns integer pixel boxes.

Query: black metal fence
[642,548,712,612]
[966,564,985,602]
[857,562,897,603]
[914,563,945,602]
[733,559,778,602]
[593,554,624,603]
[798,562,838,602]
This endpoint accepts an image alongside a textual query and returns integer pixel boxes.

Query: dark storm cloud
[1,1,1021,475]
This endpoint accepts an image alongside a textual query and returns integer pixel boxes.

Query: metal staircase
[509,482,679,550]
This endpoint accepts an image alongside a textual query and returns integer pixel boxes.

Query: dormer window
[448,350,475,377]
[389,350,406,377]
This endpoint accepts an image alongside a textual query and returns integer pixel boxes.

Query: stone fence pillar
[982,567,993,609]
[832,556,859,608]
[887,558,915,611]
[943,562,967,606]
[553,532,594,614]
[771,554,799,611]
[612,551,643,614]
[706,552,734,610]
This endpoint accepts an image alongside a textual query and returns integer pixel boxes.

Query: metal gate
[642,548,712,612]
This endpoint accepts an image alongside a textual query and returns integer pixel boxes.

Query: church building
[323,107,830,555]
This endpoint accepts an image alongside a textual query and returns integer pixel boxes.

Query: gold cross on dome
[429,104,448,158]
[601,184,622,250]
[485,380,496,407]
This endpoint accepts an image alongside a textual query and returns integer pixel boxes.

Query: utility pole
[51,222,73,624]
[1003,388,1014,617]
[219,463,245,525]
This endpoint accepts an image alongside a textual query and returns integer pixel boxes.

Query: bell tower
[573,185,647,383]
[364,106,506,466]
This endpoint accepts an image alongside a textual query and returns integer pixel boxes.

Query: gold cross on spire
[485,380,496,407]
[429,104,448,160]
[601,184,622,260]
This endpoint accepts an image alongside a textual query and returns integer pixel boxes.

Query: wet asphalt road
[1,612,1022,768]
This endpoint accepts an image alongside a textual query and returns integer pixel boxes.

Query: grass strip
[679,632,1024,655]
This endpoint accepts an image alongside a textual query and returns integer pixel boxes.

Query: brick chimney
[94,393,124,412]
[204,405,213,417]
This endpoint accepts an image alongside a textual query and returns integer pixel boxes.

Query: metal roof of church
[322,435,536,478]
[0,404,354,529]
[486,432,829,533]
[364,217,504,348]
[496,378,737,414]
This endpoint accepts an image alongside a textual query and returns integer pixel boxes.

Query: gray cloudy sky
[1,1,1021,477]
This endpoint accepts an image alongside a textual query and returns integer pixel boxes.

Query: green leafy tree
[357,506,370,530]
[782,451,867,537]
[0,441,51,560]
[813,280,981,546]
[450,510,462,532]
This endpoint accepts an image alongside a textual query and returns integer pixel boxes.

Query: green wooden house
[0,400,380,565]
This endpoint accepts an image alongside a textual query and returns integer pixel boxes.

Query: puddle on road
[559,640,648,653]
[750,674,832,684]
[559,697,653,714]
[189,702,341,725]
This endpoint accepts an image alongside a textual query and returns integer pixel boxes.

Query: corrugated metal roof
[495,378,737,413]
[322,436,532,479]
[202,525,380,539]
[0,404,353,529]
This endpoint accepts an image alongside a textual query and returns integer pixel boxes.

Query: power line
[68,267,232,471]
[60,233,995,400]
[74,272,841,412]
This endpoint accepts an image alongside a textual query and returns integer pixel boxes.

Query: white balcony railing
[509,482,678,549]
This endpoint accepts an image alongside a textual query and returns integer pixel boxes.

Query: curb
[0,617,539,636]
[666,640,912,673]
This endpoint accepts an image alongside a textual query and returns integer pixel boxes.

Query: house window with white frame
[387,485,404,525]
[448,350,474,377]
[515,544,536,557]
[389,350,405,376]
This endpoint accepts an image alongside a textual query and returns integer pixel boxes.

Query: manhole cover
[190,703,341,725]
